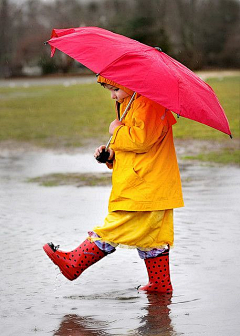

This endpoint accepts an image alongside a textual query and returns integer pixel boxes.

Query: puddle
[0,149,109,180]
[0,149,240,335]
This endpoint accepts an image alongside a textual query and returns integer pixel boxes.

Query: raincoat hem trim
[88,236,174,251]
[108,200,184,212]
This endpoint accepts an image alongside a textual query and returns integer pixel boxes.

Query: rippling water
[0,149,239,335]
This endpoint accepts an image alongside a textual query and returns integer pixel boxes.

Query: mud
[0,149,240,335]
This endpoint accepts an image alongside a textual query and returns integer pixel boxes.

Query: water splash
[53,270,62,293]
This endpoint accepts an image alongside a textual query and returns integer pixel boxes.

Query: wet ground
[0,148,240,336]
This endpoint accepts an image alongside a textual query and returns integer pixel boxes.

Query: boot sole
[43,244,74,281]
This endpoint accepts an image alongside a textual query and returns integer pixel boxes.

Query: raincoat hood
[97,75,134,96]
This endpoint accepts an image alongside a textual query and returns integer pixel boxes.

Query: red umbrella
[46,27,231,136]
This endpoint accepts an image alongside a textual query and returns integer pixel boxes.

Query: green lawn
[0,75,239,164]
[0,83,114,147]
[183,148,240,165]
[27,172,111,187]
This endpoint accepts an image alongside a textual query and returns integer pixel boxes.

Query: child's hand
[109,119,122,135]
[94,145,115,163]
[94,145,105,159]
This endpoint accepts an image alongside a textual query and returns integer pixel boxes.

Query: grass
[0,75,239,164]
[183,149,240,165]
[0,83,114,147]
[27,172,112,187]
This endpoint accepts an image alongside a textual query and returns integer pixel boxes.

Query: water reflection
[54,293,174,336]
[54,314,110,336]
[135,293,174,336]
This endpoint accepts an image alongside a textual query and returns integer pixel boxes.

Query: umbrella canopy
[46,27,231,136]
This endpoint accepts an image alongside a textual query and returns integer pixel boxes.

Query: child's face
[104,84,130,102]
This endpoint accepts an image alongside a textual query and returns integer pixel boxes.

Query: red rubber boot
[139,250,173,293]
[43,239,106,281]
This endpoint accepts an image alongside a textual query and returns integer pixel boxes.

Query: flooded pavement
[0,148,240,336]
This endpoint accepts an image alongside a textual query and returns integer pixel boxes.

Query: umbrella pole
[105,91,136,150]
[96,92,136,163]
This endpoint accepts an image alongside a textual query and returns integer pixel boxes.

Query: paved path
[0,75,96,88]
[0,70,239,88]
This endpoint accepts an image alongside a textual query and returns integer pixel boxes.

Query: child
[43,76,184,293]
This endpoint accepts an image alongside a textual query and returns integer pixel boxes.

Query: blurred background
[0,3,239,335]
[1,0,240,78]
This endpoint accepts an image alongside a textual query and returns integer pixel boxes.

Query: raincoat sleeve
[110,99,171,153]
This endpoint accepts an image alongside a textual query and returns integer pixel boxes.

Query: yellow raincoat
[92,77,184,249]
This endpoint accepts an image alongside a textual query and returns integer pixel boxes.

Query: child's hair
[99,82,107,88]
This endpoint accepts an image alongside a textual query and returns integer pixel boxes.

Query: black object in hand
[96,148,113,163]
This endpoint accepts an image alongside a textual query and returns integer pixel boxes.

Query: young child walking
[43,76,184,293]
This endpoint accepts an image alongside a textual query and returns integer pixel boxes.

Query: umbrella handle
[95,148,113,163]
[96,92,136,163]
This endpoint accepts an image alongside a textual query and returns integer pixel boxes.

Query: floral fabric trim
[88,231,168,259]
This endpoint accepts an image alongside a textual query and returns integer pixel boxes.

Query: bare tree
[0,0,11,77]
[0,0,239,77]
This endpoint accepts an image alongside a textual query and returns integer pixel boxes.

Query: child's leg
[137,247,173,293]
[137,247,167,260]
[43,233,116,281]
[88,231,116,254]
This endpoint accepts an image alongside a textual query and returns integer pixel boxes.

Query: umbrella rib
[98,49,152,77]
[159,54,181,115]
[98,52,133,75]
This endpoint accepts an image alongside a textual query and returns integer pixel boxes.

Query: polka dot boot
[43,239,106,281]
[139,250,173,293]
